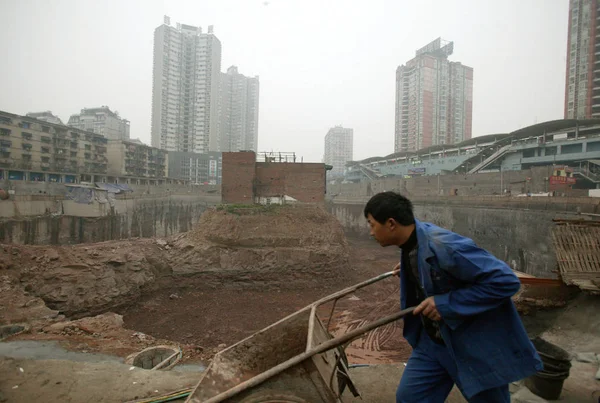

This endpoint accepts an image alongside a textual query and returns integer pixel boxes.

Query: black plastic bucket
[526,338,572,400]
[531,337,572,369]
[524,370,569,400]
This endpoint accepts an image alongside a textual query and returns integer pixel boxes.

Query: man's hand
[414,296,442,321]
[392,262,400,276]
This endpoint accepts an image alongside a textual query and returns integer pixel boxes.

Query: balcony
[0,128,11,136]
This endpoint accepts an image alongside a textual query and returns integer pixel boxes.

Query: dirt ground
[1,203,598,402]
[118,238,410,364]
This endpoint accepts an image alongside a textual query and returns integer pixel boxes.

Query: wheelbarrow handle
[196,307,416,403]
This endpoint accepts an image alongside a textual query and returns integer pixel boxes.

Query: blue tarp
[94,183,133,194]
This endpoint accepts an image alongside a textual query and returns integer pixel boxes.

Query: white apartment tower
[219,66,260,152]
[324,126,353,178]
[67,106,130,141]
[151,16,222,153]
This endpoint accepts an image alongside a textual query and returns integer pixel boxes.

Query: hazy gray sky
[1,0,568,162]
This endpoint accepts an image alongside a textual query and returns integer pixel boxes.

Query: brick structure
[256,162,325,203]
[221,152,256,203]
[222,151,327,204]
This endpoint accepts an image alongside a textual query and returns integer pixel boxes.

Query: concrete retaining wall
[0,179,220,197]
[0,195,219,245]
[329,166,593,198]
[327,199,585,278]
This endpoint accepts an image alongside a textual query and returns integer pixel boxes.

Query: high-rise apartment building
[151,16,222,153]
[218,66,260,152]
[167,151,222,185]
[564,0,600,119]
[395,38,473,153]
[67,106,130,141]
[324,126,353,177]
[26,111,64,125]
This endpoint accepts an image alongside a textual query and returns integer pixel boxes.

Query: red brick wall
[222,152,256,203]
[256,162,325,203]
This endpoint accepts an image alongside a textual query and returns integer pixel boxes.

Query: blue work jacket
[400,220,543,398]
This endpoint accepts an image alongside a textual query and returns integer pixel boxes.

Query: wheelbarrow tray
[187,306,344,402]
[186,270,413,403]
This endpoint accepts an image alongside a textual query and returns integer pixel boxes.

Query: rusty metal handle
[196,307,415,403]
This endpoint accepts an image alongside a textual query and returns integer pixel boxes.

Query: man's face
[367,213,394,247]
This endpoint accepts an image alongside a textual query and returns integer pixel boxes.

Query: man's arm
[433,239,521,329]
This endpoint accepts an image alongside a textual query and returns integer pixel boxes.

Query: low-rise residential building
[0,110,108,183]
[68,106,130,141]
[106,140,168,178]
[167,151,222,185]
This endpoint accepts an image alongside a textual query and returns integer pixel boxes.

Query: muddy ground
[118,238,410,364]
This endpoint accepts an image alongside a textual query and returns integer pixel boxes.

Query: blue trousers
[396,331,510,403]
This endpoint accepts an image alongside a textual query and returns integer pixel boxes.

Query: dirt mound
[2,241,171,318]
[167,205,351,287]
[193,204,346,248]
[0,273,60,326]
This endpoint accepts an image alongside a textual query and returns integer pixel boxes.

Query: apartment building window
[21,132,33,140]
[0,116,12,125]
[41,147,50,154]
[41,125,50,133]
[20,121,31,129]
[0,128,10,136]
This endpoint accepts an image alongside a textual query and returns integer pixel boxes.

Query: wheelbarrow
[186,270,415,403]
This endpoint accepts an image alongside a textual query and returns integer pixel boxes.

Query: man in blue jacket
[363,192,542,403]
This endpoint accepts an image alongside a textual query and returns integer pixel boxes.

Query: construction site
[0,150,599,403]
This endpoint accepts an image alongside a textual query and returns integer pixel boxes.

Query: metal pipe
[198,307,415,403]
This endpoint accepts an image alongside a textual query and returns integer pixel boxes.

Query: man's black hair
[364,191,415,225]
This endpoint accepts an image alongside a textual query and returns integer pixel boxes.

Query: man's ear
[387,218,397,230]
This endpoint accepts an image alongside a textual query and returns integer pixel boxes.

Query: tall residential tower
[324,126,353,178]
[151,16,221,153]
[218,66,260,152]
[395,38,473,153]
[67,106,130,141]
[564,0,600,119]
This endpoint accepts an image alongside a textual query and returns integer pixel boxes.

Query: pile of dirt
[1,241,171,318]
[167,205,351,288]
[0,273,60,327]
